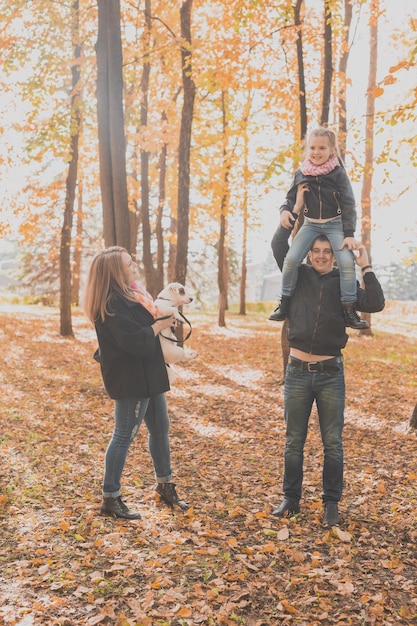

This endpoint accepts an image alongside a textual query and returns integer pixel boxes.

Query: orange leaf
[280,599,299,614]
[175,606,193,617]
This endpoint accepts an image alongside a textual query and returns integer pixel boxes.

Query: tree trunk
[140,0,154,289]
[218,90,231,328]
[60,0,81,337]
[239,106,250,316]
[96,0,130,251]
[294,0,307,140]
[71,178,83,306]
[410,403,417,430]
[155,112,168,294]
[218,210,228,327]
[360,0,378,336]
[320,0,333,126]
[338,0,353,159]
[174,0,195,286]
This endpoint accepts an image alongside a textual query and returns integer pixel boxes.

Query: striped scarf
[130,282,158,318]
[300,153,339,176]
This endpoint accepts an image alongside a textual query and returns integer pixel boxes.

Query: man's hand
[340,236,359,251]
[354,244,370,268]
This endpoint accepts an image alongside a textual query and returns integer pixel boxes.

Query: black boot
[342,303,369,330]
[100,496,141,520]
[323,502,340,527]
[272,497,300,517]
[268,296,291,322]
[155,482,188,510]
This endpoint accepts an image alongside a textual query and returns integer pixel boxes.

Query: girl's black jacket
[94,294,169,400]
[279,165,357,238]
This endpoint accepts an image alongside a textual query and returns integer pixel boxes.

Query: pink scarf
[130,281,158,318]
[300,153,339,176]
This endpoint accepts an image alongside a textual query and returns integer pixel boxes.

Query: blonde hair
[84,246,132,323]
[306,127,343,162]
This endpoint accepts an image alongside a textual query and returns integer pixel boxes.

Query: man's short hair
[310,234,331,250]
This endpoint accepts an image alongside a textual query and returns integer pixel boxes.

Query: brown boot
[100,496,141,520]
[155,482,188,510]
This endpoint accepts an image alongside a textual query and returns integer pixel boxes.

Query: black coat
[288,266,385,356]
[273,227,385,355]
[95,294,169,399]
[279,165,357,237]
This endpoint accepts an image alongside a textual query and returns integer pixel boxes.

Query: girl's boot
[342,303,369,330]
[268,296,291,322]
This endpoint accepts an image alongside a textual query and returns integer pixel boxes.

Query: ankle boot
[272,497,300,517]
[342,303,369,330]
[323,501,340,527]
[269,296,291,322]
[155,482,188,510]
[100,496,141,520]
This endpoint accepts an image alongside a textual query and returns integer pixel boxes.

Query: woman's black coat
[95,294,169,400]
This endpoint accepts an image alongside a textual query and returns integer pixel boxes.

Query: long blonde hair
[84,246,132,323]
[305,127,343,164]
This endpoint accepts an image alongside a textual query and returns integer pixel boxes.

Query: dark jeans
[282,361,345,503]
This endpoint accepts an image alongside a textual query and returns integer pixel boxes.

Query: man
[272,233,385,526]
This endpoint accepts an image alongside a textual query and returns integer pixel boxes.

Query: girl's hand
[294,182,309,211]
[340,237,359,251]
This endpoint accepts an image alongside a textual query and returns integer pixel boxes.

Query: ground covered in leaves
[0,302,416,626]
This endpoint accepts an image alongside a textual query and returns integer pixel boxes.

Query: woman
[84,246,188,520]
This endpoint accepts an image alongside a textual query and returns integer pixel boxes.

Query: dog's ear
[169,283,185,296]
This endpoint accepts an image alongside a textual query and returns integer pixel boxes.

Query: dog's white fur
[154,282,198,366]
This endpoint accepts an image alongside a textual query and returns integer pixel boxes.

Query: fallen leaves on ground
[0,303,416,625]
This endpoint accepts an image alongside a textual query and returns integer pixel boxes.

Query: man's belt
[289,356,343,373]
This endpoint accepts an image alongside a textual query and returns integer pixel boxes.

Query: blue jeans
[103,393,172,498]
[281,217,356,303]
[282,361,345,503]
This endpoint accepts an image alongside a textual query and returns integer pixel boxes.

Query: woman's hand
[152,314,176,336]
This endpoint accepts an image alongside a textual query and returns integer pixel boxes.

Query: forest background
[1,1,417,624]
[0,0,415,334]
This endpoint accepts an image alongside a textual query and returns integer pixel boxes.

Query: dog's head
[157,282,193,307]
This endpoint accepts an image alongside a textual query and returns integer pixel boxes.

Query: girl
[84,246,188,520]
[269,127,368,330]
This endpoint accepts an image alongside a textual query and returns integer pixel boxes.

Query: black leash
[156,310,192,343]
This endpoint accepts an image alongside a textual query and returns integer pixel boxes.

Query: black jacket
[279,165,357,237]
[95,294,169,399]
[274,229,385,355]
[288,266,385,355]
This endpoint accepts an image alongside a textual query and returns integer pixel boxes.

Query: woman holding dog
[84,246,188,520]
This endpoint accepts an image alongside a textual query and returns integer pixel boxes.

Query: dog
[154,282,198,367]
